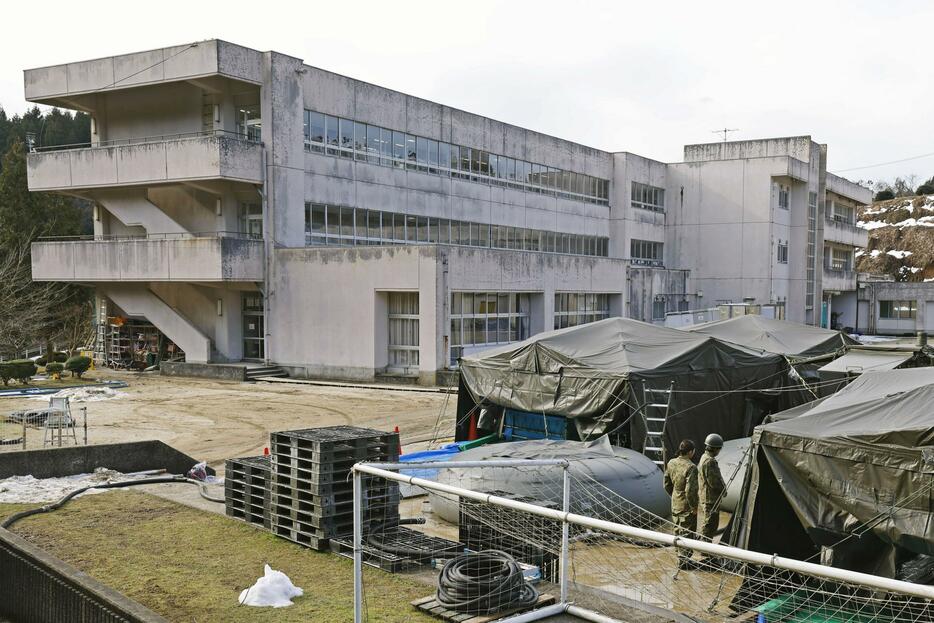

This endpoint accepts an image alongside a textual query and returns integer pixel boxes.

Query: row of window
[304,203,610,257]
[449,292,531,365]
[303,110,610,205]
[630,239,664,265]
[554,293,611,330]
[631,182,665,212]
[880,300,916,320]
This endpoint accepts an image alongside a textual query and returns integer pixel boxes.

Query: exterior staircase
[245,365,289,381]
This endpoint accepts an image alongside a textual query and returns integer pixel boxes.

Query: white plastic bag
[238,564,304,608]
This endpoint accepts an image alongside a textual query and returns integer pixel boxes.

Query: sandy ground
[0,370,457,472]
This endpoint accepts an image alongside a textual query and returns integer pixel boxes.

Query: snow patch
[31,386,125,403]
[870,250,882,258]
[887,250,913,259]
[238,565,304,608]
[858,220,889,230]
[0,469,147,504]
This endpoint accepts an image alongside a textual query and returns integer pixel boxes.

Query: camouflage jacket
[698,450,726,508]
[664,455,698,515]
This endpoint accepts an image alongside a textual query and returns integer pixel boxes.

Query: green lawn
[1,492,436,623]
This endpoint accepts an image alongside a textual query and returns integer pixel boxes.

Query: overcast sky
[3,0,931,184]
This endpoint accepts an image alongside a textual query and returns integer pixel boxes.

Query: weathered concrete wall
[24,40,262,103]
[610,152,668,260]
[27,136,263,191]
[627,267,691,323]
[32,237,263,282]
[858,281,934,335]
[0,440,212,479]
[270,245,627,381]
[683,136,816,163]
[300,65,613,246]
[161,361,247,381]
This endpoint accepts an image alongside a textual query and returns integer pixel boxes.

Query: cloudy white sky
[2,0,931,184]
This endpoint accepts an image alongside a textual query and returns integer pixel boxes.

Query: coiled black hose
[436,550,539,614]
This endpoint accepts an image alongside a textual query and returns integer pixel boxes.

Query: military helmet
[704,433,724,449]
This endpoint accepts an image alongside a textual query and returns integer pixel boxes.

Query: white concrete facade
[24,40,869,383]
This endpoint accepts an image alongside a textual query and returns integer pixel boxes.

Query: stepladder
[641,380,675,468]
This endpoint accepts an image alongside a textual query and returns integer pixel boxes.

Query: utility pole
[712,128,739,143]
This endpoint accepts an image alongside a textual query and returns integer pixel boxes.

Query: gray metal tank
[427,437,671,525]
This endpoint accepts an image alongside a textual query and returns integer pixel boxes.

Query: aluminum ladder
[641,381,675,468]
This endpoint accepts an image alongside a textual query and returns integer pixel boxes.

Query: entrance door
[242,294,265,361]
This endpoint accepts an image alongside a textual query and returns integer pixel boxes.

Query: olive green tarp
[685,315,857,359]
[736,371,934,577]
[456,317,795,457]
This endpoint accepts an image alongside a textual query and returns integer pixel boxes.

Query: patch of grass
[6,491,436,623]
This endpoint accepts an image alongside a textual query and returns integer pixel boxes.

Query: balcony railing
[825,213,856,226]
[824,260,852,273]
[32,129,260,153]
[36,231,261,242]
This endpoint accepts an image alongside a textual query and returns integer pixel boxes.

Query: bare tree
[0,233,90,357]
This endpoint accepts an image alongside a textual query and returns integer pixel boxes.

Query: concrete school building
[24,39,871,384]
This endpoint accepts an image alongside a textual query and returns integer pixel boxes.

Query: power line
[832,150,934,174]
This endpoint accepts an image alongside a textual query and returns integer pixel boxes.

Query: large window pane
[354,121,367,160]
[438,142,449,175]
[340,206,354,238]
[326,205,339,237]
[406,135,417,170]
[380,128,393,165]
[367,125,381,163]
[325,115,340,155]
[309,111,325,145]
[428,139,439,173]
[339,119,354,156]
[368,210,381,241]
[392,131,406,167]
[393,213,405,241]
[416,136,428,170]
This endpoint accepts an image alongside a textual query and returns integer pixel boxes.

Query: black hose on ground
[1,475,221,529]
[364,517,456,557]
[436,550,538,615]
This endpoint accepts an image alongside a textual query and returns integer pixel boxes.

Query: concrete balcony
[27,132,263,191]
[31,234,263,282]
[824,217,868,247]
[822,265,857,292]
[24,40,262,106]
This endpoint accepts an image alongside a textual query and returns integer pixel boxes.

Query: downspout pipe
[257,146,271,366]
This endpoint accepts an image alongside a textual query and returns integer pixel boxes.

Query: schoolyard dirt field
[0,370,458,470]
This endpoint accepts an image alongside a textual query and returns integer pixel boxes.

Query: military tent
[455,317,796,459]
[734,370,934,578]
[686,314,856,359]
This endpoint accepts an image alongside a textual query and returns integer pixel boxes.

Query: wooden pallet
[411,593,555,623]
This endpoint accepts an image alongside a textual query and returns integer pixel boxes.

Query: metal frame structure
[352,459,934,623]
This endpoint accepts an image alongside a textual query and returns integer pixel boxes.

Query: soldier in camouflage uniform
[698,433,726,543]
[664,439,698,570]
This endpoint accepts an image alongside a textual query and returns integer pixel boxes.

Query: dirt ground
[0,370,458,472]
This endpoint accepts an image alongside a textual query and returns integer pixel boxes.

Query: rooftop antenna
[712,128,739,143]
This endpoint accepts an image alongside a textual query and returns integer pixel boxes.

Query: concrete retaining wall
[0,527,168,623]
[160,361,247,381]
[0,440,212,480]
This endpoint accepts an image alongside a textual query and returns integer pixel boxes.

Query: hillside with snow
[856,195,934,281]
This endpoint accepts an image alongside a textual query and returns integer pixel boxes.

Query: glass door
[242,294,265,361]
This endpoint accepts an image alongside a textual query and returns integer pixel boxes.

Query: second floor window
[778,184,790,210]
[631,239,663,265]
[631,182,665,212]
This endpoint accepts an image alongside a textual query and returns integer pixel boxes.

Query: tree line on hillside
[0,106,93,359]
[862,174,934,202]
